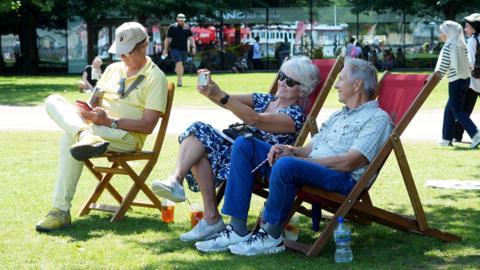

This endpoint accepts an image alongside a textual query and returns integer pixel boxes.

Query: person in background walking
[345,37,355,58]
[252,36,263,70]
[162,13,196,87]
[453,14,480,142]
[435,20,480,148]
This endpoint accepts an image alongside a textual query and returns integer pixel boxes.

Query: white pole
[334,5,337,26]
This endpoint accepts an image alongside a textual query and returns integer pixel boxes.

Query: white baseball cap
[177,13,186,21]
[108,22,148,56]
[465,13,480,23]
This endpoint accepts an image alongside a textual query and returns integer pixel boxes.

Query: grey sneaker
[151,177,186,203]
[180,218,225,242]
[471,131,480,149]
[195,225,251,253]
[228,228,285,256]
[70,134,109,161]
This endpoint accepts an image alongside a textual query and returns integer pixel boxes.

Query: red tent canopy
[191,26,216,45]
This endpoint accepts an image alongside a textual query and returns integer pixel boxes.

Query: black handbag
[222,123,264,142]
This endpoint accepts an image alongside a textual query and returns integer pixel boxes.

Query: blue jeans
[443,78,478,140]
[453,88,479,141]
[221,137,357,226]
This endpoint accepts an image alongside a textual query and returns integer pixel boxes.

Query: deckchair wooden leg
[138,181,162,209]
[285,213,337,256]
[79,172,116,216]
[111,180,142,222]
[391,136,428,231]
[354,192,372,225]
[110,160,161,222]
[84,160,124,204]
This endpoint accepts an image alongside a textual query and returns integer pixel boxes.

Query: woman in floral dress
[152,56,320,242]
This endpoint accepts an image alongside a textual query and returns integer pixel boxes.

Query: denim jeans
[443,78,478,140]
[221,137,356,226]
[453,88,479,141]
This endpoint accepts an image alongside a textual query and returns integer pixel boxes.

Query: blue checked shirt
[309,100,393,181]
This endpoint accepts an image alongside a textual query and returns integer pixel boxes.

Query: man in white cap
[36,21,168,232]
[162,13,196,87]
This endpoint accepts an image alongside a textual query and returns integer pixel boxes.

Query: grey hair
[345,58,378,99]
[92,56,102,64]
[280,56,319,97]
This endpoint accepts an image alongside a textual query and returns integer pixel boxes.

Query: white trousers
[45,95,138,211]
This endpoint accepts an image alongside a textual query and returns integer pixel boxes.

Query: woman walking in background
[436,20,480,148]
[452,14,480,142]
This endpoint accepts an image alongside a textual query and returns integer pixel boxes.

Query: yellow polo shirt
[96,56,167,149]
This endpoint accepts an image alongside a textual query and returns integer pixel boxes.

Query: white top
[435,39,470,83]
[467,36,480,92]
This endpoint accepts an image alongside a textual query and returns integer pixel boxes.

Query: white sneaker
[438,139,452,147]
[471,131,480,149]
[195,225,250,253]
[180,218,225,242]
[151,177,186,203]
[228,228,285,256]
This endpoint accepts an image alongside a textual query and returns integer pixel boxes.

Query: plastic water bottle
[334,216,353,263]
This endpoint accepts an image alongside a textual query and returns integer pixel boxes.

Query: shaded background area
[0,0,473,75]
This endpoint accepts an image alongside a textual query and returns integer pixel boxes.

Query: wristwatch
[220,94,230,105]
[110,119,119,129]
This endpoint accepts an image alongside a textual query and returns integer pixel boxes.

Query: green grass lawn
[0,72,453,110]
[0,131,479,269]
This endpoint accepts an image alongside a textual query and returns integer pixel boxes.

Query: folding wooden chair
[78,82,175,222]
[215,56,344,204]
[285,72,461,256]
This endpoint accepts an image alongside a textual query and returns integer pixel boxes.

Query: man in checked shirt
[194,58,393,256]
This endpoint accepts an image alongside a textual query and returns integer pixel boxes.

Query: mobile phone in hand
[76,100,93,111]
[198,71,210,87]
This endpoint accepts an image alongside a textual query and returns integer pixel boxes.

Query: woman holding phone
[151,56,319,242]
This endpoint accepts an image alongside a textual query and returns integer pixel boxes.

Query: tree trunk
[18,3,39,74]
[443,4,457,20]
[234,24,241,45]
[0,37,3,73]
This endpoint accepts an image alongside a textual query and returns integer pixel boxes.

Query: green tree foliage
[0,0,68,73]
[347,0,480,20]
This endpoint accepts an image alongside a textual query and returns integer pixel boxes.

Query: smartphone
[76,100,93,111]
[198,71,210,87]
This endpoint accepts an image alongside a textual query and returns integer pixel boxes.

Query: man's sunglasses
[278,71,301,87]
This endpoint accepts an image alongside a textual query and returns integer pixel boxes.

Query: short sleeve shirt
[309,101,393,181]
[167,23,193,51]
[95,56,168,148]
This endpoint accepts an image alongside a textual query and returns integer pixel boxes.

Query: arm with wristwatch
[78,106,160,134]
[195,69,295,133]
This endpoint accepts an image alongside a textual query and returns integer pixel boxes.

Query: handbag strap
[118,63,158,99]
[118,75,145,99]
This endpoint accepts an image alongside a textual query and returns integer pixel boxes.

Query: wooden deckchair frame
[78,82,175,222]
[284,72,461,256]
[215,56,345,204]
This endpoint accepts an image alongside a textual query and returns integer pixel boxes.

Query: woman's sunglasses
[278,71,301,87]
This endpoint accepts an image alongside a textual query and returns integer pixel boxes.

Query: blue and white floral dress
[179,93,305,192]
